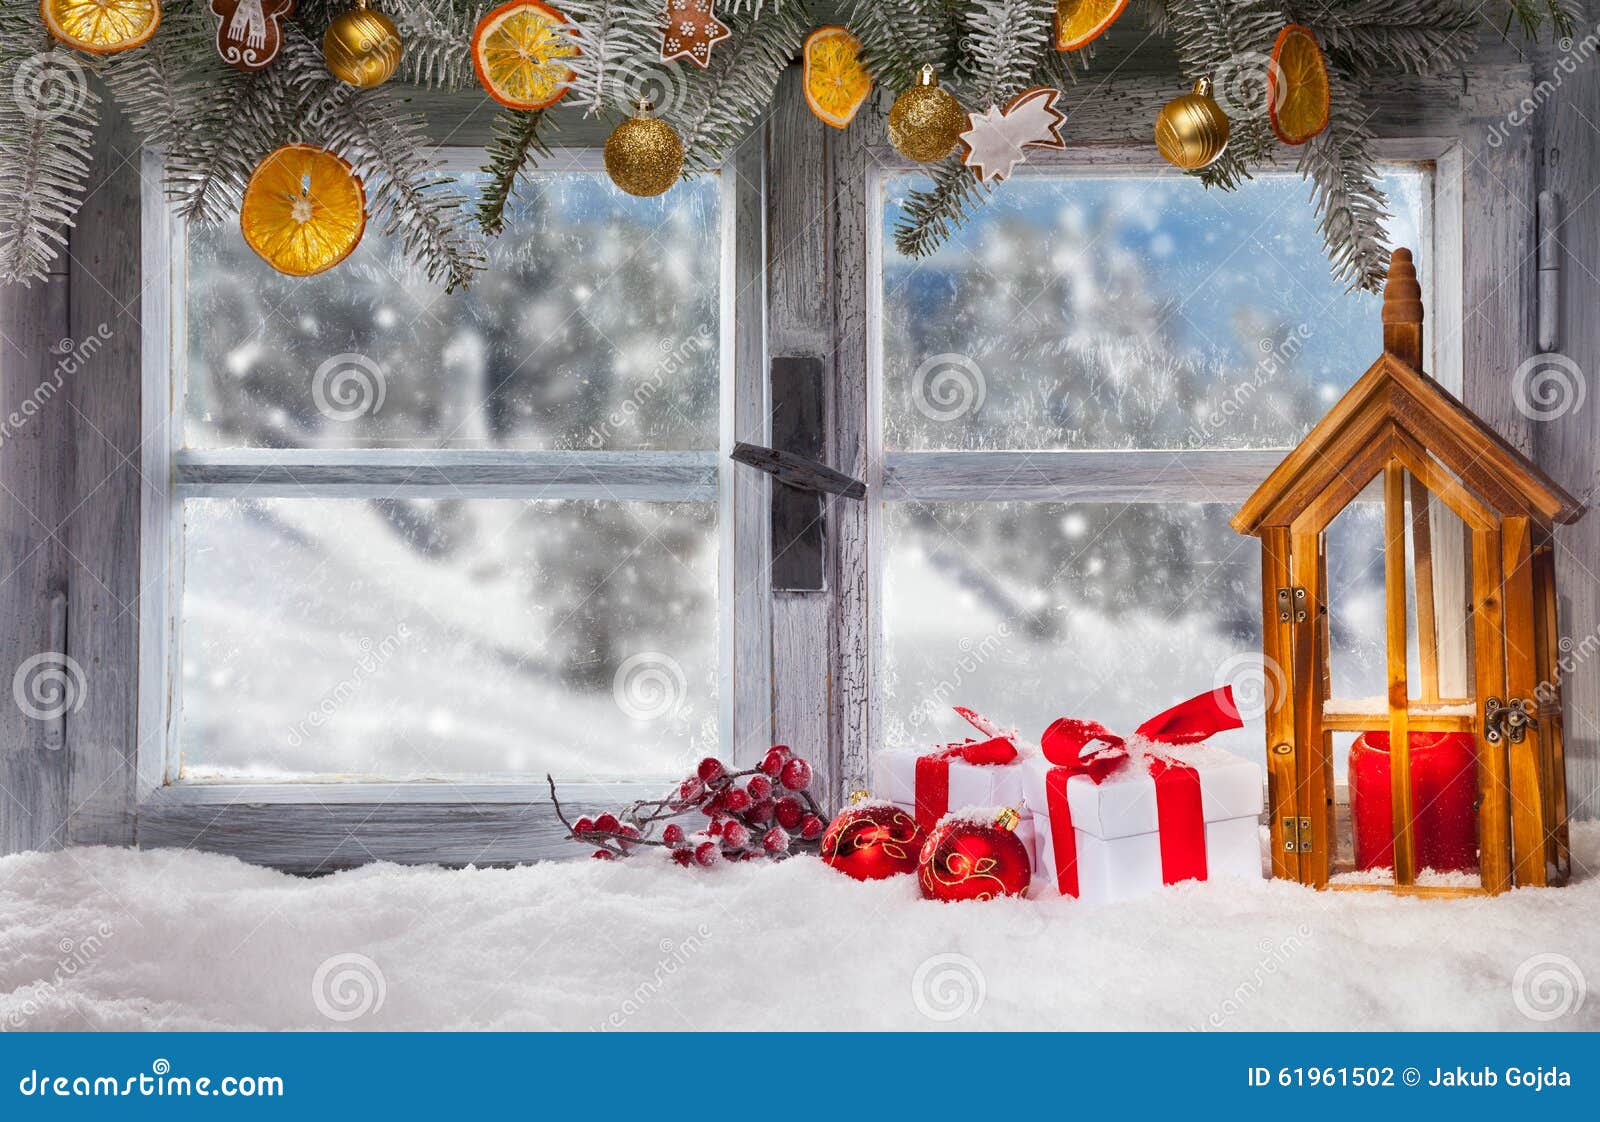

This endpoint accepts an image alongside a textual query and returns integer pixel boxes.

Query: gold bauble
[888,64,966,164]
[604,108,685,198]
[1154,77,1230,171]
[323,0,404,89]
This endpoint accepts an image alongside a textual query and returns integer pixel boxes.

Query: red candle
[1349,731,1478,874]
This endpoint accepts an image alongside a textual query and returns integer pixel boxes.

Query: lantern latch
[1484,697,1539,745]
[1282,816,1314,852]
[1276,586,1308,624]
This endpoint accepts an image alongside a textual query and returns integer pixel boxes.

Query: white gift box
[872,746,1036,872]
[1021,745,1264,904]
[872,747,1027,813]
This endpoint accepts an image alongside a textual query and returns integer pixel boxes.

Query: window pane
[186,171,721,451]
[180,498,718,780]
[883,501,1382,768]
[881,169,1429,450]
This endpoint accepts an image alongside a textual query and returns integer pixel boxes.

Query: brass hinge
[1277,586,1308,624]
[1282,816,1314,853]
[1484,697,1538,745]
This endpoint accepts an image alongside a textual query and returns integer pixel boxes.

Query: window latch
[729,442,866,500]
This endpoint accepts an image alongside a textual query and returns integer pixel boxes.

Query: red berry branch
[547,746,830,866]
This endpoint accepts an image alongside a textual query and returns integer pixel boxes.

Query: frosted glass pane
[882,169,1429,450]
[882,501,1387,766]
[883,502,1264,759]
[186,172,720,451]
[180,498,718,780]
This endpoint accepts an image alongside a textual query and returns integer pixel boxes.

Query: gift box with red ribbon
[871,707,1037,869]
[1020,687,1264,904]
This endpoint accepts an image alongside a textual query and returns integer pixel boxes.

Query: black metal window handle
[729,442,866,500]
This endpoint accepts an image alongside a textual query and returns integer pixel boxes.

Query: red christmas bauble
[918,809,1031,902]
[821,802,924,881]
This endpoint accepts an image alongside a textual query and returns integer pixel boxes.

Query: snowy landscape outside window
[879,167,1432,770]
[176,167,726,782]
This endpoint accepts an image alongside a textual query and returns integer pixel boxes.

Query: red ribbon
[1040,687,1241,897]
[912,709,1019,833]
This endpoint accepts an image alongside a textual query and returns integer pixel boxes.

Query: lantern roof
[1231,248,1585,536]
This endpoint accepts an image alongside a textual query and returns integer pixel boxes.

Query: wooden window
[138,145,769,870]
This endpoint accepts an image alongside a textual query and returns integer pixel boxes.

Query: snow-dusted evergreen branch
[1289,1,1478,78]
[1298,63,1390,293]
[893,159,990,259]
[838,0,959,93]
[477,108,556,236]
[1164,0,1281,189]
[668,4,807,174]
[959,0,1054,108]
[0,41,99,284]
[893,0,1048,260]
[391,0,484,90]
[563,0,663,115]
[97,1,221,150]
[272,29,485,290]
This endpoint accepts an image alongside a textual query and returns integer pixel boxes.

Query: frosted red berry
[759,746,790,776]
[779,758,812,791]
[747,799,775,824]
[746,775,773,801]
[694,841,721,867]
[722,821,750,848]
[762,827,791,853]
[591,849,614,860]
[774,797,804,829]
[572,816,595,833]
[799,814,824,839]
[672,849,692,867]
[678,777,705,803]
[697,757,725,783]
[593,813,620,833]
[662,823,685,845]
[723,787,752,813]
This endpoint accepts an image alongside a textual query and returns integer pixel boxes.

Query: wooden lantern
[1231,248,1585,895]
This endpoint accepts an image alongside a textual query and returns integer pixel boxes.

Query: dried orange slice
[41,0,160,54]
[1054,0,1127,51]
[240,145,368,277]
[803,26,872,130]
[472,0,578,111]
[1268,23,1330,145]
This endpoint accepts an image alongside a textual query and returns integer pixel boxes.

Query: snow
[4,827,1598,1031]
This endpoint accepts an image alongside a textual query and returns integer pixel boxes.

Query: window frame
[135,141,772,872]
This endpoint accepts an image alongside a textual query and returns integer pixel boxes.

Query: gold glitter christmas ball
[604,109,685,198]
[888,65,965,164]
[324,0,404,89]
[1155,77,1230,171]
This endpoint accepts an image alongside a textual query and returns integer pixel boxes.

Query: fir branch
[162,63,295,225]
[1495,0,1578,41]
[391,0,485,90]
[669,5,807,174]
[1163,0,1282,189]
[959,0,1054,108]
[563,0,664,115]
[477,107,555,237]
[838,0,960,93]
[98,0,223,150]
[0,18,100,284]
[893,159,991,259]
[1297,63,1391,293]
[1287,1,1478,79]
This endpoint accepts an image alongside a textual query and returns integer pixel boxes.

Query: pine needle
[477,108,555,237]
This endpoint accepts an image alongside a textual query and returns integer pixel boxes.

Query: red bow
[1041,686,1242,779]
[1039,687,1242,897]
[913,708,1019,831]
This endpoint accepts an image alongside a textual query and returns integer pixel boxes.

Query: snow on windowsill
[1,826,1597,1031]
